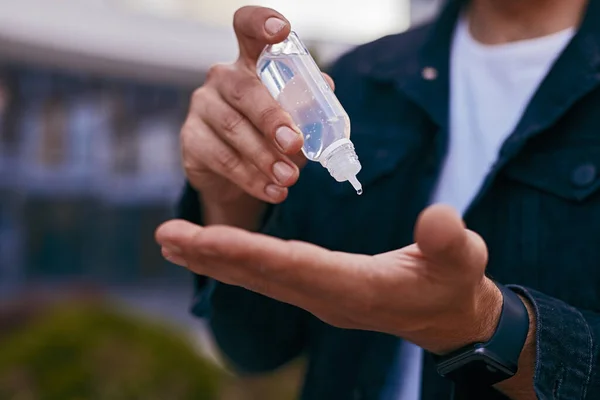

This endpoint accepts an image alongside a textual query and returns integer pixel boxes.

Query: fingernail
[265,184,285,199]
[275,126,299,152]
[273,161,294,184]
[265,17,286,35]
[166,255,187,267]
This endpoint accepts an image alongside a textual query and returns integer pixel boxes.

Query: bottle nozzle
[348,175,363,195]
[319,139,363,196]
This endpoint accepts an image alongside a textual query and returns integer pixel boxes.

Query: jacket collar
[360,0,461,128]
[495,0,600,161]
[358,0,600,131]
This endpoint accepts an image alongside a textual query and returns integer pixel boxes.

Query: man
[155,0,600,398]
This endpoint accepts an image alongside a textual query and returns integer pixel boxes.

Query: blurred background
[0,0,442,398]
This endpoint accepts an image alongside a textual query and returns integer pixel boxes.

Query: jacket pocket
[503,145,600,202]
[496,144,600,310]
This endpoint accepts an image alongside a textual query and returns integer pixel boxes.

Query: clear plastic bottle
[257,31,363,195]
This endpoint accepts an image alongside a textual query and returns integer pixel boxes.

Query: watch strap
[434,282,530,386]
[484,283,530,368]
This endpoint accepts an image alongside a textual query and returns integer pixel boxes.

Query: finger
[182,119,288,203]
[162,246,187,268]
[216,72,304,155]
[156,220,377,326]
[156,220,367,296]
[156,221,304,298]
[198,90,299,186]
[322,72,335,91]
[414,204,488,272]
[233,6,291,64]
[156,222,330,316]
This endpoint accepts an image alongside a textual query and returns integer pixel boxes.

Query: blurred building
[0,66,188,291]
[0,2,443,398]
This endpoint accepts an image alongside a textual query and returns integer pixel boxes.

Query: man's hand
[156,204,502,355]
[182,6,334,230]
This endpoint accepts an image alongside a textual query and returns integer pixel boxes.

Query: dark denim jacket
[179,0,600,398]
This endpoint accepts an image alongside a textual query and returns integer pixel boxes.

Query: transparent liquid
[257,53,350,161]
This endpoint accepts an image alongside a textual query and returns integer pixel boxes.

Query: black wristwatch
[433,282,530,387]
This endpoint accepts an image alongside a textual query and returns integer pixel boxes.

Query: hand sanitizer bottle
[257,31,363,195]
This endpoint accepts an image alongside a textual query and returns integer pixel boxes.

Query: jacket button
[422,67,438,80]
[571,163,597,187]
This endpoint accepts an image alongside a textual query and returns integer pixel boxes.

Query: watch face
[437,351,515,387]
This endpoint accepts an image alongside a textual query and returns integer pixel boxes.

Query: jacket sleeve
[178,182,309,374]
[453,285,599,400]
[507,286,598,400]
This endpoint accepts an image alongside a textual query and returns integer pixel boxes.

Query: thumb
[233,6,291,63]
[414,204,488,273]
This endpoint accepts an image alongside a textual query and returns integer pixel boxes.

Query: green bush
[0,300,223,400]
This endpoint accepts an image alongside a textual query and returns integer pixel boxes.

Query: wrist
[424,278,503,355]
[470,277,504,345]
[431,283,533,390]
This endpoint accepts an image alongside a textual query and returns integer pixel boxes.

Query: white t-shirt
[434,18,575,213]
[387,16,575,400]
